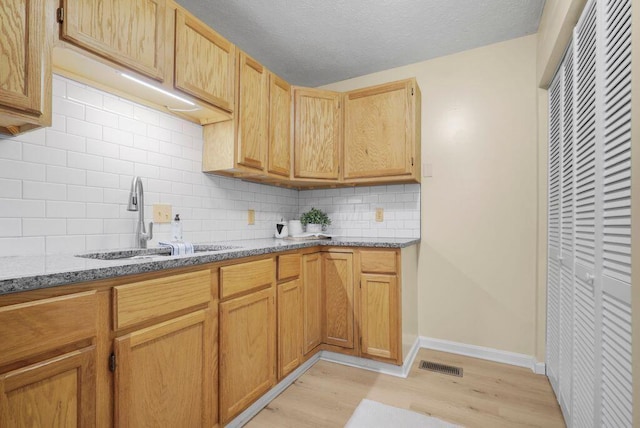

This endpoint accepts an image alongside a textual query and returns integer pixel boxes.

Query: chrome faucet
[127,176,153,248]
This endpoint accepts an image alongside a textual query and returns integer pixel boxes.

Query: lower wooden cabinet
[114,309,214,427]
[219,286,276,424]
[322,252,354,348]
[302,253,323,354]
[277,279,303,379]
[0,346,96,426]
[0,290,99,426]
[359,273,400,363]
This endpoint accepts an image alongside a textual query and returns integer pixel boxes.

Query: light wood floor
[246,349,565,427]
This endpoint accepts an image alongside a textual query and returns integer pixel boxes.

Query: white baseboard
[420,336,546,374]
[225,352,321,428]
[321,336,421,379]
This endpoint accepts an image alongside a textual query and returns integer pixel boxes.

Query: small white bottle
[171,214,183,242]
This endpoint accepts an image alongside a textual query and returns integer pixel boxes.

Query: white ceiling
[175,0,546,87]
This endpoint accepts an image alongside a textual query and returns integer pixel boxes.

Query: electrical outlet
[375,208,384,222]
[248,209,255,225]
[153,204,172,223]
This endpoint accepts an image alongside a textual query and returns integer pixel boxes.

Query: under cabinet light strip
[120,72,196,106]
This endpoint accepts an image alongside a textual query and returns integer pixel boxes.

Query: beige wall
[322,35,540,357]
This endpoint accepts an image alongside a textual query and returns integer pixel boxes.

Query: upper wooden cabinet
[0,0,51,135]
[61,0,167,82]
[236,51,269,171]
[344,79,421,182]
[293,88,342,180]
[268,74,292,177]
[174,8,235,112]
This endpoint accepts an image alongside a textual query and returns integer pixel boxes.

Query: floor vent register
[418,360,463,377]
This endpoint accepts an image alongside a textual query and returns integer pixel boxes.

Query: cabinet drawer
[278,254,301,280]
[359,250,397,274]
[220,258,275,299]
[113,270,211,330]
[0,291,97,367]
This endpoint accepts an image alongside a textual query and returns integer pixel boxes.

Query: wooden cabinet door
[0,0,47,118]
[344,80,416,179]
[277,279,303,379]
[236,51,268,171]
[174,8,235,111]
[0,346,96,427]
[302,253,322,354]
[360,273,400,363]
[293,88,341,180]
[219,287,276,423]
[322,252,354,348]
[114,309,214,427]
[268,74,291,177]
[61,0,166,81]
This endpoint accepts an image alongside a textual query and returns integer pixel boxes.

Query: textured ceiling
[175,0,545,87]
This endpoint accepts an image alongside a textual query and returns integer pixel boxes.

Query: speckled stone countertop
[0,237,419,296]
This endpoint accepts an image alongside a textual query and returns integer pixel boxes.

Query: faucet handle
[147,222,153,241]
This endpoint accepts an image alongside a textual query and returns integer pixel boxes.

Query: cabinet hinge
[56,7,64,23]
[109,353,116,372]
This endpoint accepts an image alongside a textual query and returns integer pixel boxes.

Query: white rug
[345,399,462,428]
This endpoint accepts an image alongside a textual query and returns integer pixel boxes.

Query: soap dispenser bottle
[171,214,183,242]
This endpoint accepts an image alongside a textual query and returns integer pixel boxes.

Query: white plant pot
[306,224,322,233]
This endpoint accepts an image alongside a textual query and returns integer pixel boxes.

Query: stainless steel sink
[76,244,241,260]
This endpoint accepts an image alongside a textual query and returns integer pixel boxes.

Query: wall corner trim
[419,336,546,374]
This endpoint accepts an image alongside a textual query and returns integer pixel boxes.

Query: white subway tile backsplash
[68,152,104,171]
[0,237,45,257]
[103,95,134,117]
[47,201,86,218]
[23,144,66,166]
[0,218,21,237]
[46,165,86,185]
[86,106,119,128]
[0,159,45,181]
[67,117,103,140]
[22,218,66,236]
[67,185,104,203]
[0,199,46,218]
[23,181,66,201]
[52,97,84,120]
[0,179,22,198]
[0,139,22,160]
[46,129,86,152]
[46,235,85,255]
[0,74,418,255]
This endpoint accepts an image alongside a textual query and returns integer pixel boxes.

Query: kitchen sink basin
[76,244,241,260]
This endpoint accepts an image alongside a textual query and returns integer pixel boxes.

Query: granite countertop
[0,237,419,296]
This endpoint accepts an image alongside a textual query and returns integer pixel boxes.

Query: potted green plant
[300,207,331,233]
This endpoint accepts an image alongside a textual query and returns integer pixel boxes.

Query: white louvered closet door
[546,0,633,426]
[546,74,562,395]
[572,1,597,425]
[600,0,632,425]
[559,45,575,423]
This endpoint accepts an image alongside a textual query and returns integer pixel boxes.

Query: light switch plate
[248,209,255,225]
[423,163,433,177]
[153,204,172,223]
[375,208,384,222]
